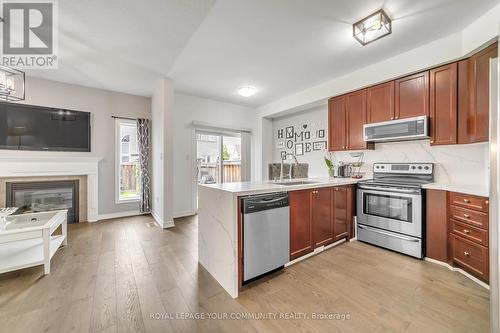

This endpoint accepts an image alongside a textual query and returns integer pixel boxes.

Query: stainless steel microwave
[363,116,429,142]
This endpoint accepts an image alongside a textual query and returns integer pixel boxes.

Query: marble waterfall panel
[198,185,239,298]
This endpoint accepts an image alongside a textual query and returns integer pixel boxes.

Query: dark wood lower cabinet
[290,185,355,261]
[312,188,333,247]
[425,189,449,262]
[451,234,488,281]
[289,189,314,260]
[333,186,348,241]
[425,189,490,283]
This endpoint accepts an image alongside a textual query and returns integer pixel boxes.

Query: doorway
[195,130,242,207]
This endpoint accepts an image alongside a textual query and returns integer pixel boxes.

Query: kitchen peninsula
[198,177,359,298]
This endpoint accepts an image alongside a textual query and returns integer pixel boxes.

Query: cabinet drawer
[452,234,488,281]
[449,205,488,229]
[451,219,488,246]
[449,192,489,212]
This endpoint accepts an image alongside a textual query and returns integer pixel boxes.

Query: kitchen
[0,2,499,332]
[198,35,497,330]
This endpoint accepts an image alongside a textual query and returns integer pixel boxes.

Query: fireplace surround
[0,156,101,222]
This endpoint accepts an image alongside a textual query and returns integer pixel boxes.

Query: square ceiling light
[353,9,391,46]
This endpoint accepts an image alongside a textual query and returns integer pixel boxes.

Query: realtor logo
[0,0,58,69]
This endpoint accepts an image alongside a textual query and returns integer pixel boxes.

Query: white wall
[173,92,257,217]
[151,78,175,228]
[271,105,328,178]
[271,106,489,187]
[1,76,151,216]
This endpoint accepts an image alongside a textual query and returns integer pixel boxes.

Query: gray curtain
[137,119,151,213]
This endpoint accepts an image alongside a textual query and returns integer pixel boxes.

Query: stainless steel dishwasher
[242,192,290,283]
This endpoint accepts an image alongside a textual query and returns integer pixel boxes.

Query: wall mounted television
[0,101,91,152]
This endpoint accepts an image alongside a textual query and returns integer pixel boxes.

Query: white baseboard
[151,211,175,229]
[96,210,145,221]
[173,211,196,218]
[424,257,489,290]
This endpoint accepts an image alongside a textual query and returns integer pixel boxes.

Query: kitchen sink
[271,180,319,186]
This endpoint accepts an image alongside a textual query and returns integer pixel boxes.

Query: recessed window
[116,119,141,202]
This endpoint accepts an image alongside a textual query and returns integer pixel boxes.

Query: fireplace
[6,180,79,223]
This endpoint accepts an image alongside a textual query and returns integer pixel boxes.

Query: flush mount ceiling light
[353,9,391,46]
[238,86,257,97]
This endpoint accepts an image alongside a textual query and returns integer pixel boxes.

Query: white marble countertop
[422,183,489,197]
[199,177,363,196]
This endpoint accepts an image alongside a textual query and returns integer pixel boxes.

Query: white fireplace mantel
[0,156,102,222]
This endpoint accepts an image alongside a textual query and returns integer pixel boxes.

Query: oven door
[357,186,422,238]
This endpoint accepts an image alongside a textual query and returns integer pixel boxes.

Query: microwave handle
[358,225,420,242]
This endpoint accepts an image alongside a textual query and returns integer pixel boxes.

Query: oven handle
[358,225,420,242]
[357,185,421,195]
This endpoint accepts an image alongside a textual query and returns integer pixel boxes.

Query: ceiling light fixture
[0,17,25,101]
[238,86,257,97]
[353,9,391,46]
[0,65,25,101]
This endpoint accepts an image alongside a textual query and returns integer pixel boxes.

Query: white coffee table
[0,210,68,275]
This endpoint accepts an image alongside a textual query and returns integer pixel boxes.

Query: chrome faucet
[280,152,299,182]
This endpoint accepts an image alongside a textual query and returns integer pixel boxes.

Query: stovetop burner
[359,163,434,188]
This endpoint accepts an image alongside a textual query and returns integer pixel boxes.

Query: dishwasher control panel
[241,192,289,214]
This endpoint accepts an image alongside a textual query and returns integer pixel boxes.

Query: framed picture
[280,151,287,160]
[313,141,327,151]
[277,129,284,139]
[276,141,285,149]
[305,142,312,152]
[294,131,303,142]
[285,126,294,139]
[304,131,310,140]
[318,129,325,138]
[286,140,294,149]
[295,143,304,156]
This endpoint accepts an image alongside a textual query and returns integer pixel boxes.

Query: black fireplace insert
[6,180,79,223]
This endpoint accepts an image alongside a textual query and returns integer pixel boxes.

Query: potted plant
[324,153,335,178]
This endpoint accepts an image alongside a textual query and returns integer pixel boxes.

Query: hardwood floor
[0,215,490,333]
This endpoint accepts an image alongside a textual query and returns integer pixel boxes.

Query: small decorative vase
[328,168,335,178]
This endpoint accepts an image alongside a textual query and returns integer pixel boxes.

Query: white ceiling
[28,0,500,107]
[26,0,216,96]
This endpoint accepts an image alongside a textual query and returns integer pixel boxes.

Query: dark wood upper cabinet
[430,63,458,146]
[328,96,346,151]
[395,71,430,120]
[328,91,373,151]
[312,188,333,247]
[346,90,372,150]
[289,190,314,260]
[458,42,498,144]
[366,81,395,123]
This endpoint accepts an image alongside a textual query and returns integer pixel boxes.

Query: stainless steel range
[356,163,434,258]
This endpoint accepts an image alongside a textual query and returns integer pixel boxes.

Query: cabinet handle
[430,140,434,144]
[464,251,470,257]
[485,200,489,205]
[390,117,394,120]
[463,214,470,219]
[463,229,470,234]
[463,199,470,203]
[395,116,399,120]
